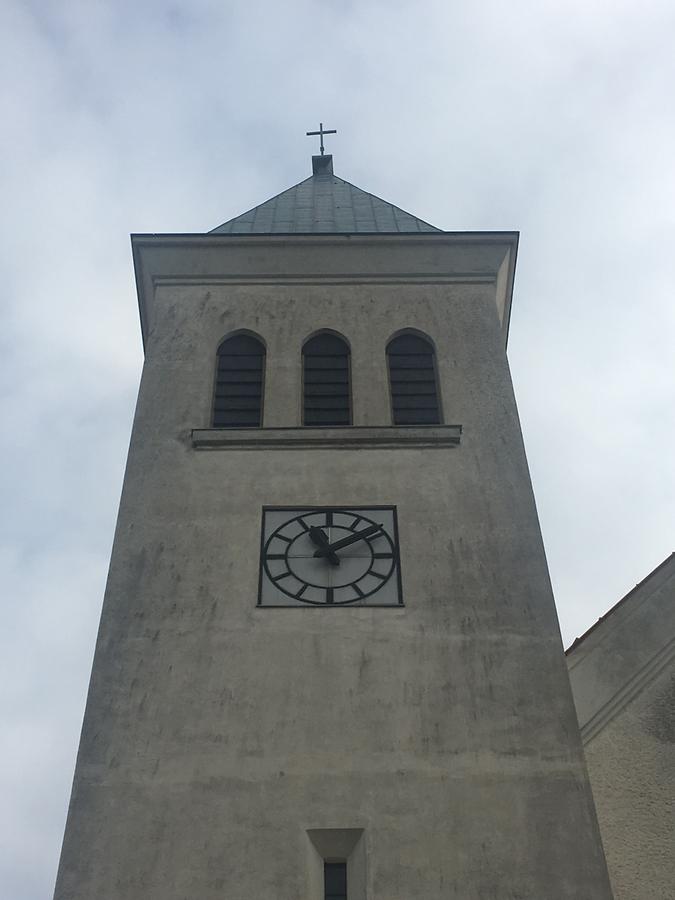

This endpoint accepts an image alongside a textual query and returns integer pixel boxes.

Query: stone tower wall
[53,236,613,899]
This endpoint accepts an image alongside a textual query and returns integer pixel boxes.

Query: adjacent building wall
[567,553,675,900]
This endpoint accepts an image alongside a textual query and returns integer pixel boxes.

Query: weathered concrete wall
[54,237,612,899]
[582,667,675,900]
[568,555,675,900]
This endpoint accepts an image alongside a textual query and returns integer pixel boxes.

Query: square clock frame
[258,506,402,607]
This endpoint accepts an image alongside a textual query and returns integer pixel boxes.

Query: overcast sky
[2,1,674,897]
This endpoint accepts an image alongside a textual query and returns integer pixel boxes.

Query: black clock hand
[308,526,340,566]
[313,523,383,558]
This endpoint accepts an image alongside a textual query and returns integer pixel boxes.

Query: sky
[1,1,674,897]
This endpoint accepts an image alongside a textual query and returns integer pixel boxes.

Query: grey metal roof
[211,164,440,235]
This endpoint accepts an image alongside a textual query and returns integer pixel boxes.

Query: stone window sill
[191,425,461,450]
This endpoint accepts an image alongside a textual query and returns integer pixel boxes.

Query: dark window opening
[212,334,265,427]
[303,333,351,426]
[324,861,347,900]
[387,333,441,425]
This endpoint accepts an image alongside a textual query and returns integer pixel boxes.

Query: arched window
[387,333,441,425]
[212,333,265,427]
[303,332,351,426]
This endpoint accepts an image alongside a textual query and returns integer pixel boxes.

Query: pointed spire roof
[211,155,440,235]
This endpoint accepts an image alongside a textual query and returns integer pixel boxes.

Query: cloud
[2,1,674,895]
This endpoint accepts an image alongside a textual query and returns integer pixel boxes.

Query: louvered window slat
[386,353,434,368]
[392,396,439,409]
[213,334,265,427]
[214,401,260,411]
[305,371,349,385]
[216,373,263,385]
[308,409,351,425]
[304,396,352,410]
[303,333,351,426]
[390,370,436,383]
[389,382,437,395]
[213,382,262,397]
[217,356,263,371]
[304,384,350,397]
[304,355,349,369]
[387,334,441,425]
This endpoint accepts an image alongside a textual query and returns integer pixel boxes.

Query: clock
[258,507,402,607]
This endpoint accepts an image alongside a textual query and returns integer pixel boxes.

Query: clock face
[258,507,402,607]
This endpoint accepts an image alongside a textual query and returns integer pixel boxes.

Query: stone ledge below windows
[191,424,462,450]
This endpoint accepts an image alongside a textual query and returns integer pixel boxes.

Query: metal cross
[306,122,337,156]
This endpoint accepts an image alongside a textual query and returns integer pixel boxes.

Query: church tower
[53,145,613,899]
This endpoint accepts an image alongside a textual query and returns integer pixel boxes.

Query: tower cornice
[131,231,519,352]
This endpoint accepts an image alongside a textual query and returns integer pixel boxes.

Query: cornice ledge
[580,633,675,746]
[191,425,462,450]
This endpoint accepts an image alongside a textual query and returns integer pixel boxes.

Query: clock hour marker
[326,587,334,604]
[373,552,394,559]
[325,511,333,526]
[353,583,365,598]
[370,570,388,581]
[267,554,286,560]
[297,518,310,532]
[350,516,361,529]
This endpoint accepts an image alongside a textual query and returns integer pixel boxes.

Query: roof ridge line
[566,551,675,654]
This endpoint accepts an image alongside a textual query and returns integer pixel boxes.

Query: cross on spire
[306,122,337,156]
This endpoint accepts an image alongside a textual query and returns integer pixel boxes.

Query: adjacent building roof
[211,155,440,235]
[566,552,675,654]
[566,552,675,742]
